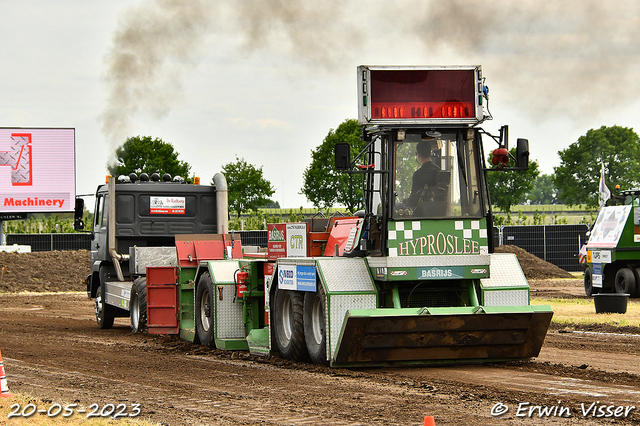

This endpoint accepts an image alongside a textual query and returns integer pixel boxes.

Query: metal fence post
[543,225,547,261]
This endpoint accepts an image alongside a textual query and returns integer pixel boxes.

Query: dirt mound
[0,250,89,293]
[494,245,574,280]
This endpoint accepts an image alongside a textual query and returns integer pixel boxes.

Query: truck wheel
[633,269,640,298]
[130,278,147,333]
[196,272,216,347]
[584,267,598,296]
[615,268,636,295]
[95,285,115,329]
[304,288,328,365]
[273,289,308,361]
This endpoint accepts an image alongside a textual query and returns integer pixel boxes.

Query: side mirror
[74,198,85,231]
[335,143,351,170]
[516,138,529,170]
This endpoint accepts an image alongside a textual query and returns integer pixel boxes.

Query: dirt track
[1,251,640,425]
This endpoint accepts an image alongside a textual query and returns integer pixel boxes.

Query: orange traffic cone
[424,416,436,426]
[0,348,13,398]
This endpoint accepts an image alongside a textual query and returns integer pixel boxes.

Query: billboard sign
[0,128,75,213]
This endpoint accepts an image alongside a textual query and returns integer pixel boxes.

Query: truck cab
[81,172,227,329]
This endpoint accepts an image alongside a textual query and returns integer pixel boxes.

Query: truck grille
[399,283,471,308]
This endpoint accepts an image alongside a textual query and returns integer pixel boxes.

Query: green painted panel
[178,283,195,343]
[387,218,489,257]
[179,267,196,284]
[215,338,249,350]
[247,327,270,356]
[178,266,197,343]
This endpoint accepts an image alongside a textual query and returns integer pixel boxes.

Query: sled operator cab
[336,66,530,258]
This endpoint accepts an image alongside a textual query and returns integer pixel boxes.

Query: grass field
[532,297,640,328]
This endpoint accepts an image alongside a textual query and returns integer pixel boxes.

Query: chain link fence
[6,233,92,251]
[496,224,589,273]
[5,231,270,252]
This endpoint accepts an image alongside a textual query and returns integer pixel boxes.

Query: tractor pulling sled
[78,65,553,367]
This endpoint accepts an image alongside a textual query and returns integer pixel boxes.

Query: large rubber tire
[95,285,115,329]
[615,268,636,296]
[273,289,308,361]
[130,277,147,333]
[304,288,328,365]
[195,272,216,347]
[633,269,640,298]
[584,267,598,296]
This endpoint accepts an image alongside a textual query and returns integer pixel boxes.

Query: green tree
[222,156,275,218]
[263,200,281,209]
[108,136,191,179]
[301,119,366,211]
[554,125,640,207]
[527,174,559,205]
[487,147,540,212]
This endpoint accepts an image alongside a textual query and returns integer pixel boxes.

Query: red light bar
[358,66,482,124]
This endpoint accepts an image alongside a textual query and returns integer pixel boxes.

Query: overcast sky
[2,0,640,210]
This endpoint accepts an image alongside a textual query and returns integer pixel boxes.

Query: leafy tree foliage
[108,136,191,179]
[301,119,366,211]
[554,126,640,207]
[527,174,559,205]
[221,156,275,217]
[487,147,540,212]
[263,200,281,209]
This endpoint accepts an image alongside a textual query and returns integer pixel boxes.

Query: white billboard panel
[0,128,75,213]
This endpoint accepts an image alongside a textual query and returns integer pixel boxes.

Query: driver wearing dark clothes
[406,139,439,209]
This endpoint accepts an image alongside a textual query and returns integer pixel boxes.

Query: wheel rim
[131,294,139,328]
[95,295,104,322]
[281,292,293,340]
[200,287,211,332]
[310,295,323,345]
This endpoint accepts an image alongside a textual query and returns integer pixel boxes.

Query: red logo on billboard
[0,133,33,186]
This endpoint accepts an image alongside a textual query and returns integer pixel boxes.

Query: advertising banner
[0,128,75,213]
[150,196,185,214]
[277,264,316,292]
[387,218,489,257]
[268,223,287,260]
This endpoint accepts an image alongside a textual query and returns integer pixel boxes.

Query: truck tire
[633,269,640,298]
[273,289,308,361]
[196,272,216,347]
[95,285,115,329]
[130,278,147,333]
[615,268,636,295]
[304,287,328,365]
[584,267,598,297]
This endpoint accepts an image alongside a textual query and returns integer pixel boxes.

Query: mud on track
[1,291,640,426]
